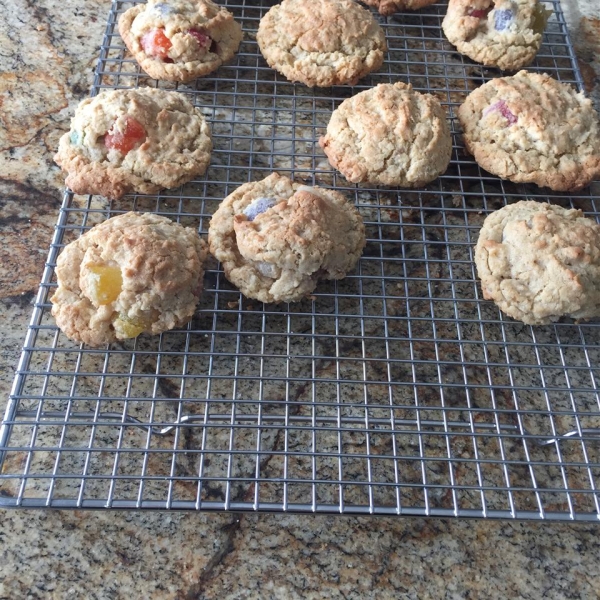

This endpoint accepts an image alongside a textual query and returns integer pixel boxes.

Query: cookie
[458,71,600,191]
[51,212,208,346]
[442,0,551,71]
[256,0,387,87]
[208,173,366,303]
[360,0,436,16]
[475,201,600,325]
[319,83,452,187]
[54,88,212,199]
[118,0,243,82]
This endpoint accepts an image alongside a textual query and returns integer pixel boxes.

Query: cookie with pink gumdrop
[458,71,600,191]
[442,0,551,70]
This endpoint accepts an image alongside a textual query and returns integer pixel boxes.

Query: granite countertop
[1,1,600,598]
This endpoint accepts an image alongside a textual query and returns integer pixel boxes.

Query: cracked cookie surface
[208,173,366,303]
[51,212,208,346]
[54,88,212,199]
[319,82,452,186]
[360,0,436,15]
[442,0,551,70]
[475,201,600,325]
[256,0,387,87]
[458,71,600,191]
[118,0,243,82]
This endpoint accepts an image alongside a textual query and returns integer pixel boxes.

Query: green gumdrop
[69,130,84,145]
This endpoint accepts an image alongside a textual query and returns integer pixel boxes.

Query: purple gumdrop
[153,3,176,16]
[244,197,278,221]
[494,9,514,31]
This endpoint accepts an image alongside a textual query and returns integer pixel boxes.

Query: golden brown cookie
[118,0,243,82]
[208,173,366,303]
[319,83,452,187]
[51,212,208,346]
[442,0,551,71]
[458,71,600,191]
[256,0,387,87]
[475,201,600,325]
[360,0,436,16]
[54,88,212,199]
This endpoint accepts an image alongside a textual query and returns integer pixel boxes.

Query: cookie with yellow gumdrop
[51,212,208,346]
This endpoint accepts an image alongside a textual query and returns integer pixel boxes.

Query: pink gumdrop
[469,9,489,18]
[484,100,517,125]
[188,29,212,49]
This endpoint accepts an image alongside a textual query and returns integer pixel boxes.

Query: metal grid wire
[1,0,600,519]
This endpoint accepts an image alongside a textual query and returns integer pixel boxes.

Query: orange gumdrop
[104,116,146,154]
[141,28,173,60]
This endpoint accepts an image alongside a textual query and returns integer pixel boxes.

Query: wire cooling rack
[1,0,600,519]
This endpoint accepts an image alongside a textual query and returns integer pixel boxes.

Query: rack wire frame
[1,0,600,519]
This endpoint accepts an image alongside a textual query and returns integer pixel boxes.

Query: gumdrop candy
[243,197,279,221]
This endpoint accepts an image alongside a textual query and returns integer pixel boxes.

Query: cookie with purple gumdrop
[208,173,366,303]
[458,71,600,191]
[243,197,280,221]
[493,8,514,30]
[442,0,551,70]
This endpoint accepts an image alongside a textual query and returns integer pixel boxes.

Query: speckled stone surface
[1,1,600,598]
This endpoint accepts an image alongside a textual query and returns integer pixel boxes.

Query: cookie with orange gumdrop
[118,0,243,82]
[54,88,212,199]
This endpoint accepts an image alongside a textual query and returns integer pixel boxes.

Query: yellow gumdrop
[113,314,150,339]
[88,264,123,305]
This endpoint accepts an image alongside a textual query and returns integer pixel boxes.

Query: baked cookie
[118,0,243,82]
[458,71,600,191]
[208,173,366,303]
[51,212,208,346]
[55,88,212,199]
[442,0,551,71]
[319,82,452,186]
[360,0,436,16]
[256,0,387,87]
[475,201,600,325]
